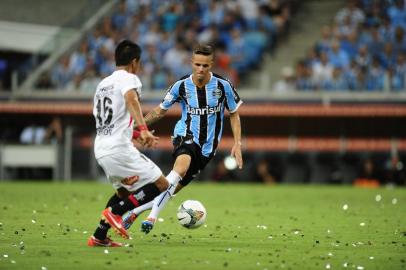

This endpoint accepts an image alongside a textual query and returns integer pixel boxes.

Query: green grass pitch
[0,182,405,270]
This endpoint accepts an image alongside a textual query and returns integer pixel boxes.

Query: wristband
[132,129,141,139]
[137,124,148,131]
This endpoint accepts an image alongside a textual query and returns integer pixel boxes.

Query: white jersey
[93,70,142,159]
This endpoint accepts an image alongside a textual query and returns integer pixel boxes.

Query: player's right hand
[139,130,159,148]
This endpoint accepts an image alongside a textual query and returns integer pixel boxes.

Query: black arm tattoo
[133,107,167,129]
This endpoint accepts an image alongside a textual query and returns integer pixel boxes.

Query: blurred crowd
[274,0,406,92]
[209,151,406,186]
[36,0,297,92]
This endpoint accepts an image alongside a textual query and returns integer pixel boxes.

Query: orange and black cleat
[87,235,123,247]
[102,208,129,239]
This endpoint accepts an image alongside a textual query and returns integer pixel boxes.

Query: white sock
[147,170,182,221]
[131,201,153,216]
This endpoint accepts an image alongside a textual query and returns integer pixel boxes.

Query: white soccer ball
[177,200,207,228]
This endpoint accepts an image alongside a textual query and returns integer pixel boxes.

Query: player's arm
[223,78,243,169]
[229,111,243,169]
[144,106,168,126]
[138,81,179,128]
[124,89,158,148]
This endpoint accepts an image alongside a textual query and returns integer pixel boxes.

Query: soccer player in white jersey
[120,44,244,235]
[87,40,171,247]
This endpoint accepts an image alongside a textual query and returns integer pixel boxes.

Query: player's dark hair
[115,39,141,66]
[193,44,214,57]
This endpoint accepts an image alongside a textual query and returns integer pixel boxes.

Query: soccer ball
[177,200,207,228]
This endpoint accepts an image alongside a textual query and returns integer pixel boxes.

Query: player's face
[192,54,213,82]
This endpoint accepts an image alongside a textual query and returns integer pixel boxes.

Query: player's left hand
[132,130,156,147]
[139,130,159,148]
[231,143,243,169]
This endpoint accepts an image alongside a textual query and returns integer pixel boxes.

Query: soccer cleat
[87,236,123,247]
[122,211,138,230]
[102,208,129,239]
[140,218,155,234]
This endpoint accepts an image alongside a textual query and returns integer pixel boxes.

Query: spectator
[161,3,180,32]
[79,69,101,93]
[316,25,333,53]
[367,26,384,57]
[391,26,406,54]
[211,158,237,182]
[254,158,276,184]
[69,41,89,76]
[354,157,381,187]
[35,72,54,89]
[296,60,314,91]
[387,0,406,31]
[384,155,406,186]
[328,39,350,69]
[391,52,406,91]
[51,55,74,89]
[214,45,239,86]
[17,117,63,180]
[378,42,396,69]
[163,38,190,79]
[227,27,247,75]
[322,67,349,91]
[201,0,225,27]
[20,117,63,145]
[112,0,131,30]
[335,0,365,28]
[354,45,371,69]
[340,30,359,59]
[384,66,404,91]
[273,66,296,93]
[237,0,259,30]
[366,56,385,91]
[312,51,334,88]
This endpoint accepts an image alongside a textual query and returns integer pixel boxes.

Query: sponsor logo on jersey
[186,103,221,115]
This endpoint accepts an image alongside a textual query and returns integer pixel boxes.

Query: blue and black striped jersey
[160,73,243,157]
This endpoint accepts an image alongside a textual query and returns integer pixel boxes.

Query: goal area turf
[0,182,405,270]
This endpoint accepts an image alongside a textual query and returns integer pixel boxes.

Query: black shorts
[172,135,212,187]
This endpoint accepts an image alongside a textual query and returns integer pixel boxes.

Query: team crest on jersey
[212,88,222,98]
[184,90,191,99]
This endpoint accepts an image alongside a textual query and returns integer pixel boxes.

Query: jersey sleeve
[159,81,181,110]
[120,74,142,96]
[223,80,243,113]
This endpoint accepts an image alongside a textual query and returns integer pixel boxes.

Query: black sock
[93,193,121,240]
[110,183,161,215]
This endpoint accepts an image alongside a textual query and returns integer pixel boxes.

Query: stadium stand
[279,0,406,92]
[29,0,298,92]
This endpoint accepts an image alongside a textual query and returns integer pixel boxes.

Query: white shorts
[97,147,162,192]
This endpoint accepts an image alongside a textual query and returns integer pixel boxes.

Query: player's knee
[154,175,169,192]
[173,156,191,177]
[173,163,190,178]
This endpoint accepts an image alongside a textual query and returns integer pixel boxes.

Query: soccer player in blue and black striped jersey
[122,44,244,234]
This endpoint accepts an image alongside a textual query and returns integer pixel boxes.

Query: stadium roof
[0,20,76,54]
